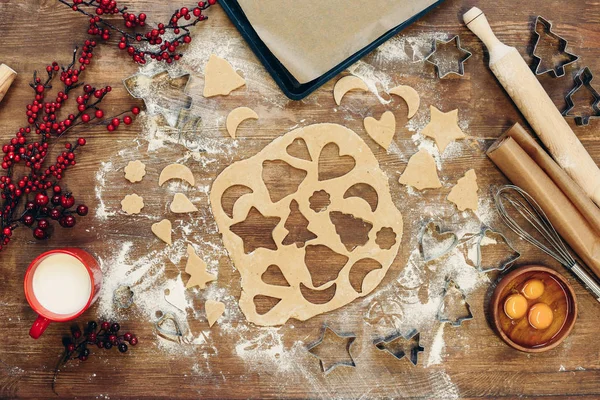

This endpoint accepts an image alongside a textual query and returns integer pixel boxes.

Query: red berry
[60,194,75,209]
[37,219,49,230]
[123,116,133,125]
[124,332,132,341]
[35,193,49,206]
[131,106,140,115]
[129,336,138,346]
[67,344,76,352]
[95,109,104,119]
[50,208,61,220]
[81,114,91,123]
[22,215,34,226]
[33,228,46,240]
[77,138,86,146]
[77,205,88,216]
[35,85,45,94]
[101,321,110,331]
[107,124,115,132]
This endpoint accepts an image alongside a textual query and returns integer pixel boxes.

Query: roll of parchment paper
[501,123,600,234]
[488,134,600,279]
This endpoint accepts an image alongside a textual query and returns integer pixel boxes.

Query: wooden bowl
[491,265,577,352]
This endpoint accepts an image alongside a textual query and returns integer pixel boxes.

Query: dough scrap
[399,149,441,190]
[389,85,420,119]
[185,244,217,289]
[121,194,144,215]
[124,160,146,183]
[170,193,198,213]
[364,111,396,150]
[151,219,172,245]
[159,164,195,187]
[203,54,246,97]
[448,169,478,211]
[205,300,225,327]
[226,107,258,139]
[421,106,466,153]
[334,75,369,105]
[209,123,403,326]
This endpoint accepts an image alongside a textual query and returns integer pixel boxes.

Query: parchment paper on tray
[238,0,438,84]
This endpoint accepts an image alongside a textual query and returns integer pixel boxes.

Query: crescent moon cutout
[159,164,195,187]
[226,107,258,138]
[333,75,369,105]
[389,85,420,119]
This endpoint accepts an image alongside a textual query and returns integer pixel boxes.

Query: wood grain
[0,0,599,398]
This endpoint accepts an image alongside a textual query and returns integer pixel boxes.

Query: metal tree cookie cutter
[460,227,521,273]
[123,70,193,127]
[307,325,356,374]
[418,220,459,262]
[374,329,424,366]
[437,279,473,327]
[531,16,579,77]
[562,67,600,126]
[424,35,472,79]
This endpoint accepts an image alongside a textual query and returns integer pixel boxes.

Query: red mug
[24,248,102,339]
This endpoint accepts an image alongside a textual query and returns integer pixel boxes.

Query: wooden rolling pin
[0,64,16,103]
[463,8,600,206]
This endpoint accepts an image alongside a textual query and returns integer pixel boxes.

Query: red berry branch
[0,1,217,251]
[54,321,138,393]
[0,42,139,249]
[60,0,217,64]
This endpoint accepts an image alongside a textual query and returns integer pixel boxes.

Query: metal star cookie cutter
[532,16,579,78]
[307,325,356,374]
[418,220,459,262]
[424,35,472,79]
[123,70,193,127]
[562,67,600,126]
[437,279,473,327]
[374,329,424,366]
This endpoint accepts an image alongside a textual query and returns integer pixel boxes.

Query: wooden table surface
[1,0,600,398]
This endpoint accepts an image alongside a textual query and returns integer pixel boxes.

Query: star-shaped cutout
[421,106,466,153]
[185,244,217,289]
[230,207,281,254]
[425,36,472,78]
[307,326,356,374]
[374,330,424,366]
[123,70,192,127]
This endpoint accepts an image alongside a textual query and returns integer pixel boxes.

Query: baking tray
[219,0,446,100]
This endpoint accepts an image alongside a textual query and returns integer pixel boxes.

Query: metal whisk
[494,185,600,302]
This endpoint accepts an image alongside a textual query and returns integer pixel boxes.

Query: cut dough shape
[203,54,246,97]
[447,169,478,211]
[389,85,420,119]
[159,164,195,187]
[205,300,225,327]
[124,160,146,183]
[364,111,396,150]
[210,123,403,326]
[399,149,441,190]
[226,106,258,138]
[170,193,198,213]
[421,106,466,153]
[151,219,172,245]
[185,244,217,289]
[334,75,369,105]
[121,194,144,215]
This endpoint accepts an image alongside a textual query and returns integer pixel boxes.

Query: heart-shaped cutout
[318,142,356,181]
[151,219,172,245]
[364,111,396,150]
[419,221,458,262]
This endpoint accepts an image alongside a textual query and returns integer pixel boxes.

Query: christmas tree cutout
[282,200,317,247]
[437,280,473,327]
[532,16,579,78]
[563,67,600,126]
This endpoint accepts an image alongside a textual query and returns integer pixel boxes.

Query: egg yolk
[522,279,545,300]
[504,294,528,320]
[528,303,554,330]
